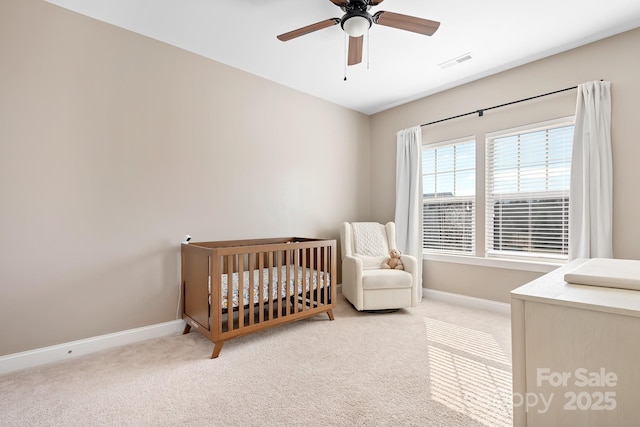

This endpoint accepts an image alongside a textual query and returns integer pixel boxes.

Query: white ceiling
[44,0,640,115]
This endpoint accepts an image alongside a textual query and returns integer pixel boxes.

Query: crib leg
[326,309,335,321]
[183,323,192,334]
[211,341,224,359]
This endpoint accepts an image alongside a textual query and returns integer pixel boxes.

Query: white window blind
[422,138,475,254]
[486,119,574,259]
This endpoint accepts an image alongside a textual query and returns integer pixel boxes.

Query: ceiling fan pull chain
[367,27,370,70]
[344,32,348,81]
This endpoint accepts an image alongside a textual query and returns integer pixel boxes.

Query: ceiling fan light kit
[341,13,372,37]
[277,0,440,67]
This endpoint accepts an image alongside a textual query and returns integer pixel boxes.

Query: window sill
[423,252,565,273]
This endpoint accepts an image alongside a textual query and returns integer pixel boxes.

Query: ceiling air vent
[438,53,473,69]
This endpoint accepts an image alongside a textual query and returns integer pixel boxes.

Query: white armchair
[340,222,419,311]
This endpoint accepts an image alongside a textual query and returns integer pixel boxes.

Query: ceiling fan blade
[373,11,440,36]
[347,35,363,66]
[330,0,384,5]
[277,18,340,42]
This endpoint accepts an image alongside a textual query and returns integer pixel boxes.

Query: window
[486,119,574,260]
[422,138,475,254]
[422,117,575,266]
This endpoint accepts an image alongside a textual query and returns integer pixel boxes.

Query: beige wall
[2,0,639,356]
[370,27,640,303]
[0,0,370,355]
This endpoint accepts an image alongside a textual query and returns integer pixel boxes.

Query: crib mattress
[211,266,328,310]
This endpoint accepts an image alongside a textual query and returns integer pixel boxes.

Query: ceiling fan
[276,0,440,66]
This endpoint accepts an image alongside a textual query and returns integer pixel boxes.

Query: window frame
[485,116,575,262]
[421,116,575,270]
[422,136,477,256]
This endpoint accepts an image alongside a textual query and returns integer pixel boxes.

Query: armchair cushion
[362,270,413,290]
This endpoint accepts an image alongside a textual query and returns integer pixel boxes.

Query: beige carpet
[0,295,513,426]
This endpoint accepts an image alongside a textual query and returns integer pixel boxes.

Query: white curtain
[569,80,612,260]
[395,126,423,302]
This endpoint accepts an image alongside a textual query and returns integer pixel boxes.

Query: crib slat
[226,255,234,332]
[238,255,245,329]
[322,246,330,305]
[258,253,265,324]
[285,250,297,316]
[282,250,287,316]
[282,250,286,316]
[309,248,315,309]
[248,253,255,326]
[293,248,300,314]
[319,246,324,306]
[276,250,282,318]
[301,247,308,312]
[280,252,283,314]
[268,251,274,321]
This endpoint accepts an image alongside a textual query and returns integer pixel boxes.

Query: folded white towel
[564,258,640,291]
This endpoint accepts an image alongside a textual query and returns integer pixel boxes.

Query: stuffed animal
[381,249,404,270]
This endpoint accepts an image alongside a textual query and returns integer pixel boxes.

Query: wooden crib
[181,237,336,358]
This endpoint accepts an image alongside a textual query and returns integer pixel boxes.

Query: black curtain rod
[420,85,578,127]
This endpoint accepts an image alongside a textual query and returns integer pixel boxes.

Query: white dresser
[511,259,640,426]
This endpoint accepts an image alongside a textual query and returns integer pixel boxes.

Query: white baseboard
[423,288,511,315]
[0,319,185,375]
[1,291,506,375]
